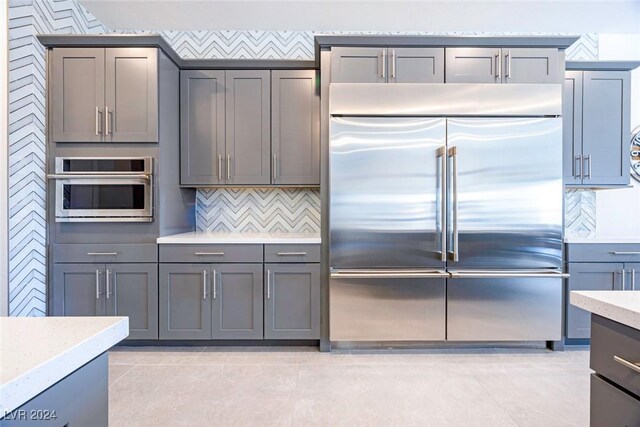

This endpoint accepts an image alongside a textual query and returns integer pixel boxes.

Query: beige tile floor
[108,345,590,427]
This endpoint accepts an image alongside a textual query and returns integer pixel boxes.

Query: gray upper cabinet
[566,263,623,339]
[271,70,320,185]
[330,47,386,83]
[563,71,583,186]
[445,48,501,83]
[564,68,631,187]
[582,71,630,186]
[501,48,559,83]
[52,263,105,316]
[51,48,105,143]
[51,47,158,143]
[225,70,271,185]
[330,47,445,83]
[390,48,445,83]
[107,263,158,340]
[211,264,263,339]
[180,70,226,185]
[105,48,158,142]
[264,263,320,339]
[159,264,212,340]
[446,47,559,83]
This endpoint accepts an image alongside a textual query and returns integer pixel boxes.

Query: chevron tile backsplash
[196,188,321,233]
[7,0,601,316]
[565,189,597,238]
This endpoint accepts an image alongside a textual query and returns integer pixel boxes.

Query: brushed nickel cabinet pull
[611,252,640,255]
[267,270,271,299]
[273,153,277,181]
[194,252,224,256]
[381,49,386,79]
[227,154,231,180]
[614,355,640,374]
[277,252,308,256]
[95,270,101,299]
[495,53,501,80]
[506,50,511,79]
[391,49,396,79]
[218,154,222,181]
[87,252,118,256]
[105,106,111,136]
[212,270,217,299]
[95,107,101,135]
[105,269,111,299]
[203,270,208,300]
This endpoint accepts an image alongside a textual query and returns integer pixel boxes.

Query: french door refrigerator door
[446,117,563,269]
[329,117,447,269]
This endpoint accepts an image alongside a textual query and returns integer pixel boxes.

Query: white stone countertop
[565,237,640,244]
[157,231,321,244]
[0,317,128,415]
[571,291,640,330]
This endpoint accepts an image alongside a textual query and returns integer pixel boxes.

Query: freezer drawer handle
[331,270,449,279]
[614,356,640,375]
[449,271,569,278]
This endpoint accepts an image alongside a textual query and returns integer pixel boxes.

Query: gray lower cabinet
[50,47,158,143]
[107,264,158,340]
[51,48,105,143]
[212,264,263,339]
[445,47,559,83]
[271,70,320,185]
[159,264,212,340]
[180,70,226,185]
[225,70,271,185]
[53,263,158,339]
[564,68,631,187]
[591,374,640,427]
[264,264,320,339]
[566,263,623,339]
[53,263,105,316]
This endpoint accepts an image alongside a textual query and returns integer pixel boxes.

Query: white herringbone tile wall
[7,0,600,315]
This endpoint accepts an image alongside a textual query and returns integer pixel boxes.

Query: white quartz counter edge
[570,291,640,330]
[0,317,129,415]
[157,232,321,244]
[565,237,640,244]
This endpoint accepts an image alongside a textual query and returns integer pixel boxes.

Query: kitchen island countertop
[157,231,321,244]
[0,316,128,415]
[571,291,640,330]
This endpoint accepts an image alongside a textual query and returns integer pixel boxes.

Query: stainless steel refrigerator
[329,83,565,343]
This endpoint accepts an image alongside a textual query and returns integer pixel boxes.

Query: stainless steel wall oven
[49,157,153,222]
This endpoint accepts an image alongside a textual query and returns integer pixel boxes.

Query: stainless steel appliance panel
[446,118,563,269]
[446,273,563,341]
[330,270,447,341]
[329,117,446,268]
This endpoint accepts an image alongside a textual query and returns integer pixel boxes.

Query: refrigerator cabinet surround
[329,269,447,342]
[328,83,564,343]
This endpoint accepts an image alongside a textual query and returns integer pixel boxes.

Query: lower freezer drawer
[447,276,562,341]
[329,275,446,342]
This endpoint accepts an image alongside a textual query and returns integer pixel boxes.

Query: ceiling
[79,0,640,33]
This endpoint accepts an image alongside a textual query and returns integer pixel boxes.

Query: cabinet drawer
[591,373,640,427]
[591,314,640,397]
[566,243,640,262]
[264,244,320,263]
[52,244,157,263]
[159,244,263,263]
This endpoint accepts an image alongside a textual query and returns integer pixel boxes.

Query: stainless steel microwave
[49,157,153,222]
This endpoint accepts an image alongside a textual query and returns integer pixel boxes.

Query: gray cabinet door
[566,263,623,339]
[445,47,502,83]
[330,47,386,83]
[51,48,105,142]
[502,48,559,83]
[582,71,630,186]
[107,263,158,340]
[225,70,271,185]
[159,264,211,339]
[52,264,105,316]
[389,48,445,83]
[623,263,640,291]
[104,48,158,143]
[180,70,226,185]
[264,263,320,339]
[271,70,320,185]
[211,264,263,339]
[563,71,584,186]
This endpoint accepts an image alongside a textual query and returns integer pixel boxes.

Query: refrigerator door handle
[449,270,569,278]
[330,269,449,279]
[436,146,447,261]
[447,146,459,262]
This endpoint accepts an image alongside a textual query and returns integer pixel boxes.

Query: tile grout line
[109,364,136,389]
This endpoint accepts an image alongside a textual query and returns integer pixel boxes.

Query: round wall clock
[631,127,640,183]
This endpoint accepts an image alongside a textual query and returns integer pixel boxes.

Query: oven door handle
[47,173,151,180]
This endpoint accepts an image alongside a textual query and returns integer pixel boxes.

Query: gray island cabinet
[570,291,640,426]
